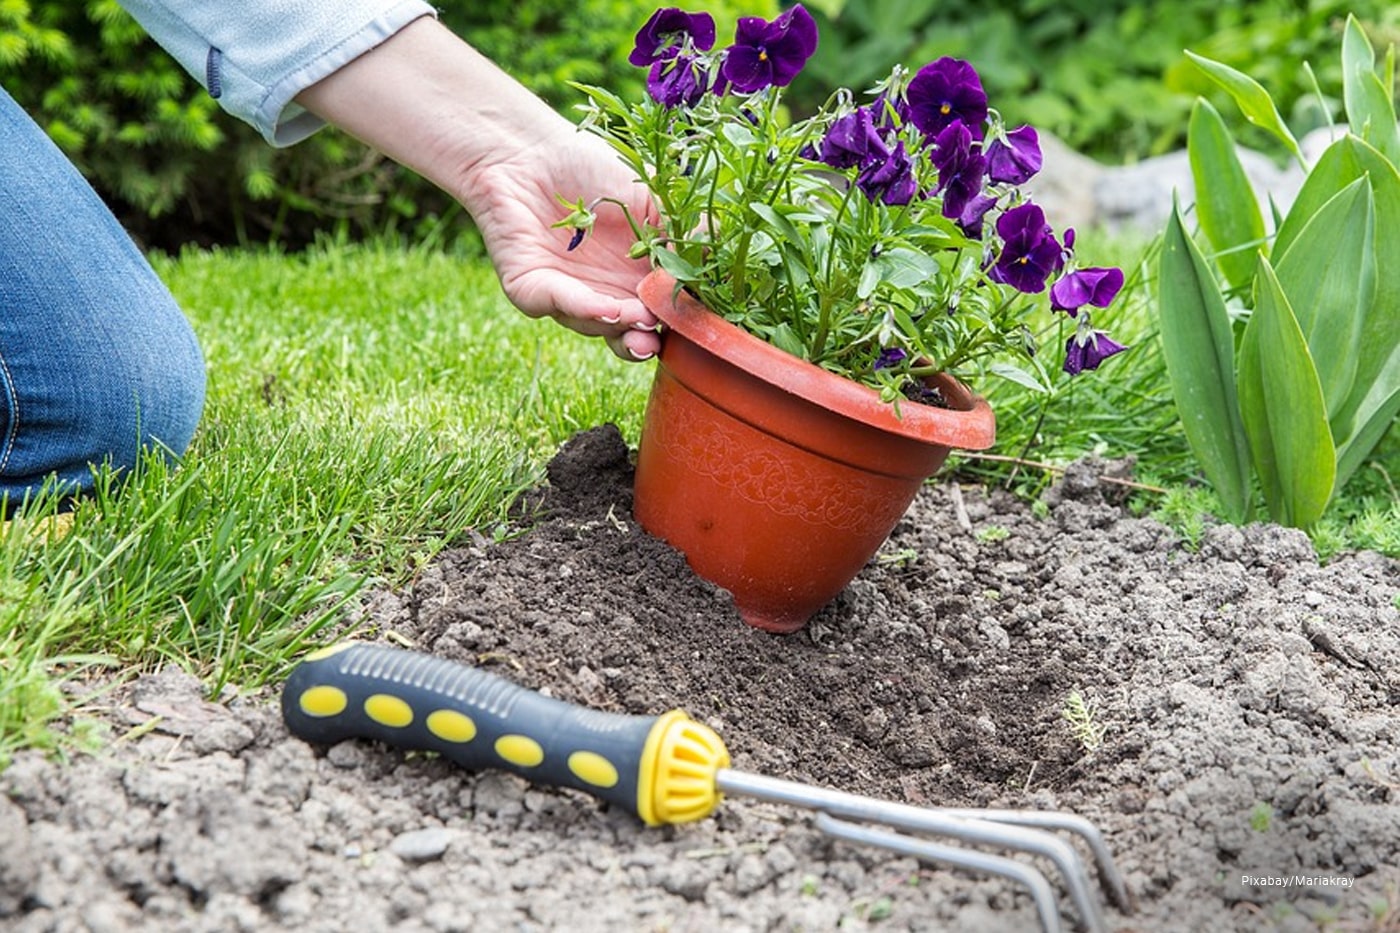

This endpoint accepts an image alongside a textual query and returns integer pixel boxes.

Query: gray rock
[389,826,455,862]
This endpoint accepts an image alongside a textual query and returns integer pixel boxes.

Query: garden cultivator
[282,643,1130,932]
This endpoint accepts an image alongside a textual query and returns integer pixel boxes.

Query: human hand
[294,20,663,360]
[463,127,662,361]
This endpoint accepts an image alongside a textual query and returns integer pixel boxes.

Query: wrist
[295,17,573,211]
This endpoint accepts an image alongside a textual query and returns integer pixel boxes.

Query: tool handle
[281,643,728,826]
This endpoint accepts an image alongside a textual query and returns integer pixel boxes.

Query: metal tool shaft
[716,768,1122,933]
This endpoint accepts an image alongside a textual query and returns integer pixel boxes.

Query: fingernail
[631,321,658,331]
[600,314,622,325]
[628,347,655,361]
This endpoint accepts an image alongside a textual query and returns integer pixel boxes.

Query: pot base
[632,270,995,634]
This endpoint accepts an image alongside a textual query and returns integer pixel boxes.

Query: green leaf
[1271,176,1374,421]
[1241,259,1336,528]
[651,248,701,283]
[876,248,938,290]
[1156,196,1254,523]
[1235,311,1283,519]
[1184,50,1303,164]
[1341,15,1400,166]
[987,361,1049,393]
[1187,98,1266,292]
[1275,136,1400,488]
[748,202,803,244]
[856,258,880,300]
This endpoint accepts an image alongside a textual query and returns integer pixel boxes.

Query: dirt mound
[5,425,1398,932]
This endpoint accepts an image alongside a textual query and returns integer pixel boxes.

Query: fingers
[607,326,663,362]
[512,273,661,360]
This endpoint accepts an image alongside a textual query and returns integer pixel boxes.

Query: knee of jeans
[100,325,207,477]
[0,312,206,505]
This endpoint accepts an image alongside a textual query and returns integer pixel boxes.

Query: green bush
[0,0,773,249]
[789,0,1400,164]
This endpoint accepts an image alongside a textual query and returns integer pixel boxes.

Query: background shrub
[0,0,772,250]
[4,0,1392,247]
[790,0,1400,163]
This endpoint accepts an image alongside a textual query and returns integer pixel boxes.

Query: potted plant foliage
[560,5,1127,632]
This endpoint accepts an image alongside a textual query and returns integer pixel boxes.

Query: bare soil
[5,425,1399,932]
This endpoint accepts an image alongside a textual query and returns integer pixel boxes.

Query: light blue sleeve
[116,0,437,147]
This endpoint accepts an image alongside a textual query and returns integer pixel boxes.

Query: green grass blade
[1157,196,1254,523]
[1187,98,1267,292]
[1272,175,1374,421]
[1185,50,1303,164]
[1246,259,1337,528]
[1342,14,1400,166]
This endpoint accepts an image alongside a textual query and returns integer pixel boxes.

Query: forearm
[294,17,574,213]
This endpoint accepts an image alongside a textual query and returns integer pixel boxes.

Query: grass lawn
[2,236,1395,767]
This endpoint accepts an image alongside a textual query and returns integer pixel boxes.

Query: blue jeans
[0,86,205,513]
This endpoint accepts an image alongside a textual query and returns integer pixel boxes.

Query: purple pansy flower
[989,202,1062,293]
[721,5,818,93]
[929,122,987,224]
[647,55,708,108]
[956,192,998,239]
[906,58,988,139]
[1063,331,1129,375]
[1050,267,1125,316]
[985,125,1042,185]
[817,106,886,169]
[629,8,716,66]
[874,347,908,370]
[871,90,913,130]
[857,139,917,206]
[566,227,586,251]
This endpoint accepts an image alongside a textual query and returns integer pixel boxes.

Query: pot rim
[638,269,997,451]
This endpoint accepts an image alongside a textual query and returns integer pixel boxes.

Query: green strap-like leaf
[1274,136,1400,489]
[1236,311,1284,519]
[1341,15,1400,166]
[1187,98,1267,292]
[1242,259,1336,528]
[1157,196,1254,523]
[1272,176,1375,420]
[1185,50,1303,164]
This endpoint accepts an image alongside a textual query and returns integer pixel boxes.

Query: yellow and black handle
[281,643,730,826]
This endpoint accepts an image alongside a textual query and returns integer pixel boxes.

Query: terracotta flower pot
[632,270,997,633]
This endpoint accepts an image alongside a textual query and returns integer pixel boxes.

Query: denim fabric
[0,86,206,511]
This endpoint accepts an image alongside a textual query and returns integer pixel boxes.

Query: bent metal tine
[714,769,1114,933]
[936,808,1131,913]
[814,813,1065,933]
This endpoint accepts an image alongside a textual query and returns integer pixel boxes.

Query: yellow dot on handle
[364,694,414,728]
[495,734,545,768]
[567,751,620,789]
[298,685,348,718]
[426,709,477,743]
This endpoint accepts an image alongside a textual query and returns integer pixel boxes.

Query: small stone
[389,827,455,863]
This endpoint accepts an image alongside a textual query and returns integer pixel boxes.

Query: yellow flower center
[940,103,951,115]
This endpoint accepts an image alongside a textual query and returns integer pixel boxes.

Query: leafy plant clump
[1157,15,1400,529]
[566,5,1129,401]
